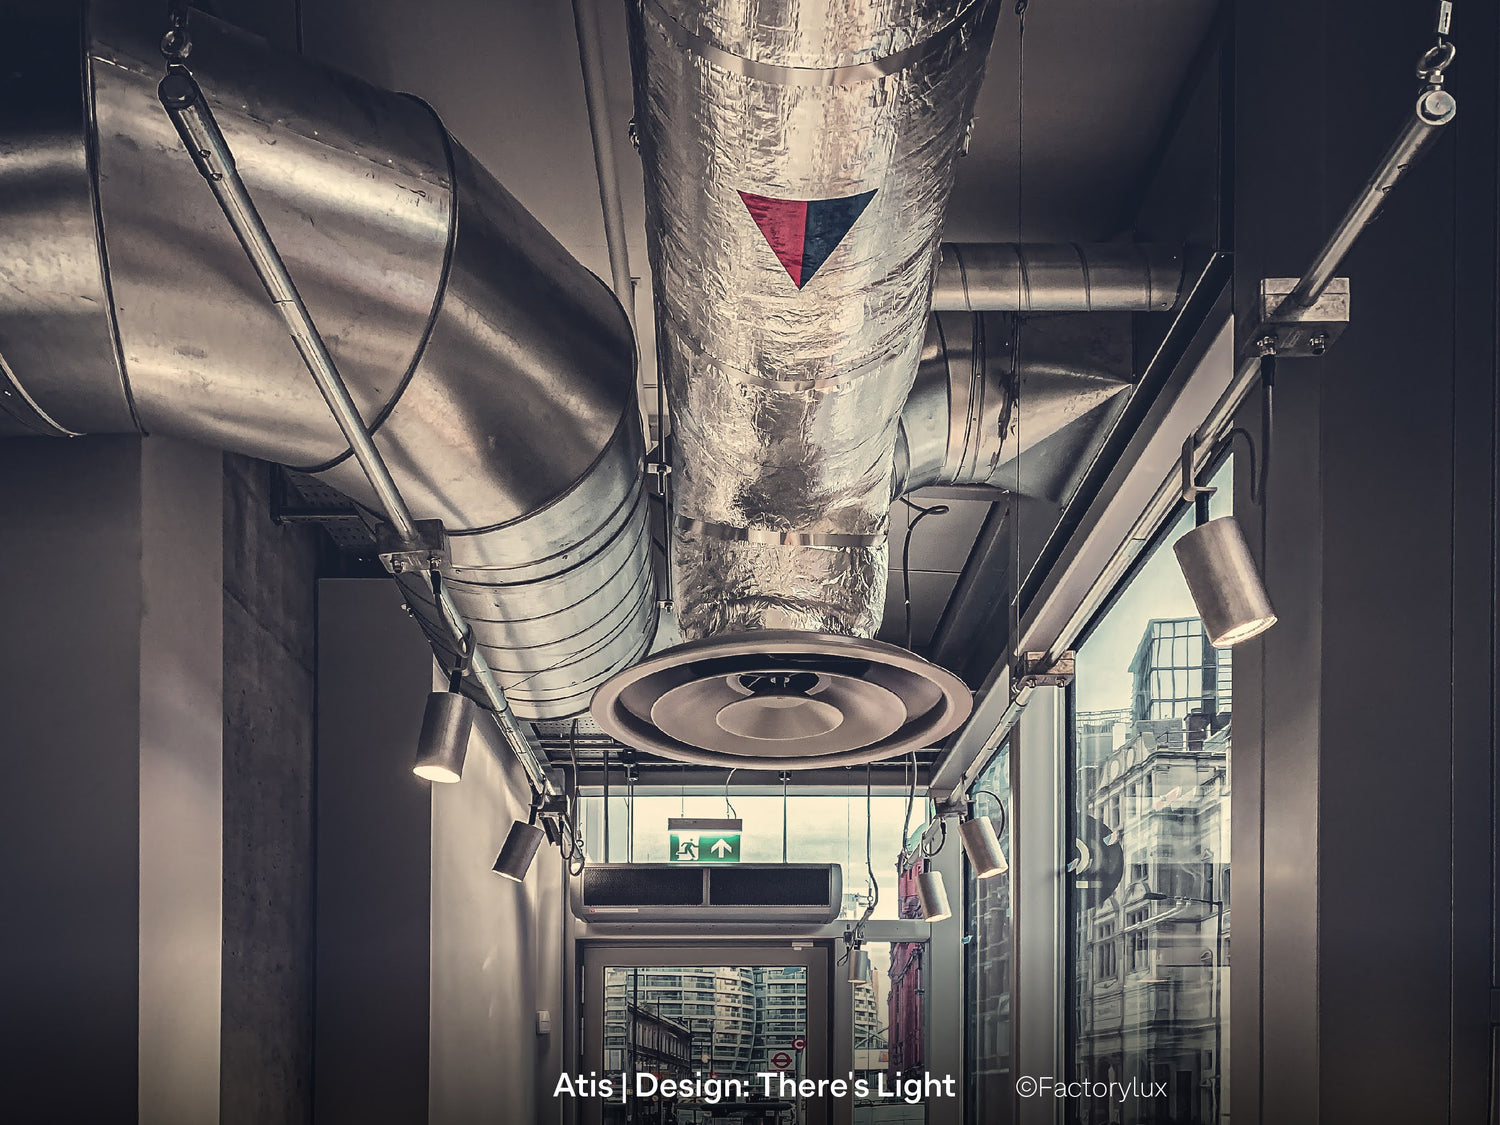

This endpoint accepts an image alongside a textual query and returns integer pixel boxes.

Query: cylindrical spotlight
[959,815,1008,879]
[493,820,547,882]
[916,868,952,922]
[412,691,476,783]
[847,948,872,984]
[1173,515,1277,648]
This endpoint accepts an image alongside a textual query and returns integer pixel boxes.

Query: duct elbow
[897,312,1134,497]
[0,4,655,719]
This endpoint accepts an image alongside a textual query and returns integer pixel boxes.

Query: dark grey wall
[316,579,434,1124]
[220,454,320,1125]
[0,437,145,1122]
[316,578,569,1125]
[1233,1,1499,1122]
[0,435,225,1123]
[429,717,567,1125]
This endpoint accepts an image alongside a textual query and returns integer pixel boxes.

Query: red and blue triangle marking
[738,189,877,289]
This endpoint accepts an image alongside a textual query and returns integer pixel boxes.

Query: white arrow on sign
[711,839,733,857]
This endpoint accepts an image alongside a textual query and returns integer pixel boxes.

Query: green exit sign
[667,817,743,863]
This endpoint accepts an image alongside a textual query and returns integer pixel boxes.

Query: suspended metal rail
[158,63,560,800]
[930,26,1459,804]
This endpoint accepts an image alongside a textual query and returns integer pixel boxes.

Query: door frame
[580,941,835,1125]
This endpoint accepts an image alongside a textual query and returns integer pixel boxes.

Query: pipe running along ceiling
[0,3,1179,767]
[0,5,656,722]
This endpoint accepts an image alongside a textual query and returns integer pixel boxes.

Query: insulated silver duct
[0,4,655,720]
[894,312,1133,494]
[630,0,1001,641]
[931,243,1182,312]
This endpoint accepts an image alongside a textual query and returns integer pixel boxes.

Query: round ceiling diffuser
[590,631,973,769]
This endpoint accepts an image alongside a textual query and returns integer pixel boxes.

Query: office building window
[1067,460,1232,1124]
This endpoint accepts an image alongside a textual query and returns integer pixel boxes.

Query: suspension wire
[782,772,789,863]
[601,742,610,863]
[1010,2,1027,682]
[626,760,635,862]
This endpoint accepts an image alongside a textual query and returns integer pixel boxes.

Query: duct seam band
[675,515,885,548]
[0,352,81,436]
[288,101,461,478]
[642,0,994,86]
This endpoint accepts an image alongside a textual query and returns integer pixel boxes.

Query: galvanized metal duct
[0,4,655,720]
[630,0,1001,641]
[931,243,1183,312]
[894,312,1134,495]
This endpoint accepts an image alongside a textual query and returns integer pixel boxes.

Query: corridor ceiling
[221,0,1223,767]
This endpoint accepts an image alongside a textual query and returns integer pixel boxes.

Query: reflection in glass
[603,965,808,1124]
[1067,461,1232,1125]
[964,744,1013,1124]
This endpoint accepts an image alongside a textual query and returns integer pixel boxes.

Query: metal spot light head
[493,820,547,883]
[847,947,872,984]
[1172,515,1277,648]
[412,691,475,783]
[916,868,952,922]
[959,815,1008,879]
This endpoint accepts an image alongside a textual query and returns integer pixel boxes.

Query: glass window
[964,741,1012,1124]
[1066,460,1231,1125]
[578,790,914,920]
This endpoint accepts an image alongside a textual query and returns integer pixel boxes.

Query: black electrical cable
[723,768,738,819]
[856,764,879,932]
[971,788,1009,840]
[920,816,947,858]
[900,497,950,651]
[562,718,586,875]
[900,750,917,855]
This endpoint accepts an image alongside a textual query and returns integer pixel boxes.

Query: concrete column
[0,435,224,1123]
[139,438,226,1123]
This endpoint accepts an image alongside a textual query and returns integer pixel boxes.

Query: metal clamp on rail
[377,520,450,575]
[1252,5,1456,360]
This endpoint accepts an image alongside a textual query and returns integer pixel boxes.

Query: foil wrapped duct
[629,0,1001,640]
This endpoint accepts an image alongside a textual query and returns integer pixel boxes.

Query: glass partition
[964,742,1013,1124]
[1066,460,1232,1125]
